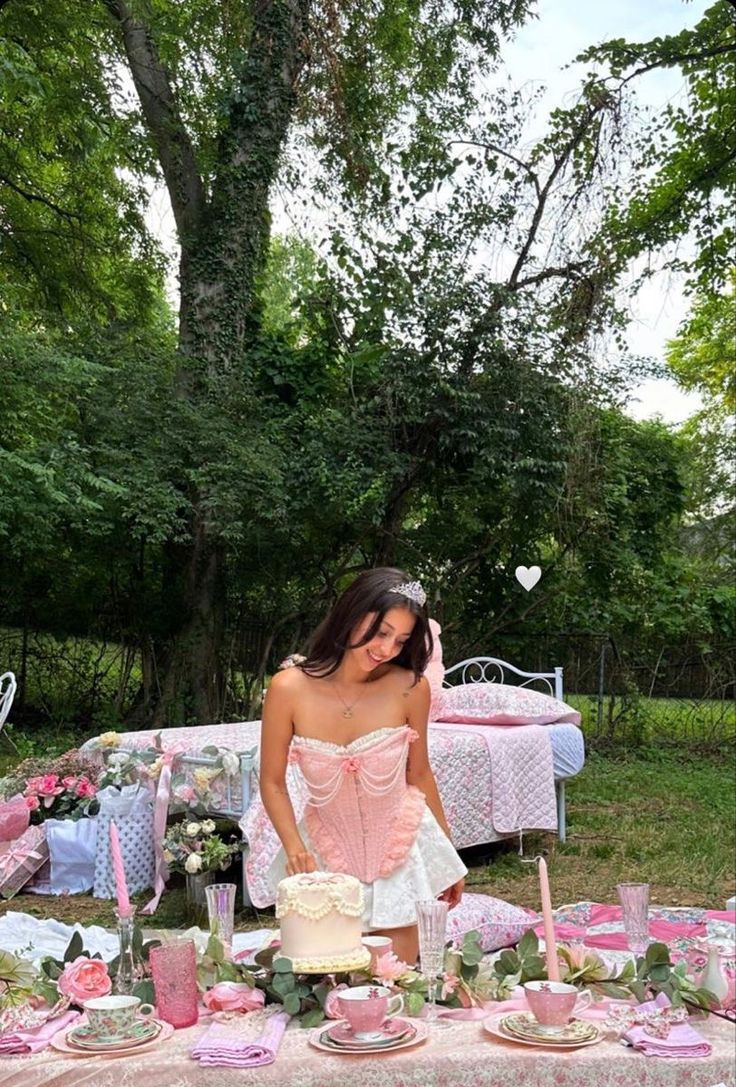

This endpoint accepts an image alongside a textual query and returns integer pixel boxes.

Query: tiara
[390,580,427,607]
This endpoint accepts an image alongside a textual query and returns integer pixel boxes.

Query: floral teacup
[336,985,404,1039]
[524,981,592,1034]
[83,995,155,1039]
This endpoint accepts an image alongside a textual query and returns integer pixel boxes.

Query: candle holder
[113,907,143,995]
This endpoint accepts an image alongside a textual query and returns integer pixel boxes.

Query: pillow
[446,891,539,952]
[435,682,581,726]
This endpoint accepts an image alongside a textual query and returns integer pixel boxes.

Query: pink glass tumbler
[150,939,199,1028]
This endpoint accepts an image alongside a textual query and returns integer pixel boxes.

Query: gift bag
[0,795,31,843]
[0,825,49,898]
[94,785,155,899]
[46,817,98,895]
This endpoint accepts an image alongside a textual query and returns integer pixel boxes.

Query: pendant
[342,709,353,719]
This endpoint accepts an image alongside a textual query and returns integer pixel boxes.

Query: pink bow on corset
[342,756,361,775]
[141,747,182,915]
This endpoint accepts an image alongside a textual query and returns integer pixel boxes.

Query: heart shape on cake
[515,565,541,591]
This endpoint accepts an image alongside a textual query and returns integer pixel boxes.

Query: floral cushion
[435,682,581,726]
[447,891,539,952]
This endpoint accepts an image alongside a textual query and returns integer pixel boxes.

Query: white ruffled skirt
[266,806,467,930]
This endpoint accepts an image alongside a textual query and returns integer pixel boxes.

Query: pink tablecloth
[1,1013,733,1087]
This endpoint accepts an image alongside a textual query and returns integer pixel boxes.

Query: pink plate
[326,1018,414,1046]
[483,1014,603,1050]
[310,1018,429,1056]
[50,1019,174,1058]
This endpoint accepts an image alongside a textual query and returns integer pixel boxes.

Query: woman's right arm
[259,669,317,875]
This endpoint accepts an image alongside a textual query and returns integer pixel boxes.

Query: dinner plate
[310,1018,429,1055]
[324,1019,414,1048]
[50,1019,174,1058]
[67,1019,160,1051]
[483,1014,603,1050]
[501,1013,599,1045]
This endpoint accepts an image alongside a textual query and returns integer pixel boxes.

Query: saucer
[483,1013,602,1050]
[50,1020,174,1058]
[310,1018,428,1055]
[325,1019,414,1048]
[68,1019,159,1051]
[502,1013,599,1045]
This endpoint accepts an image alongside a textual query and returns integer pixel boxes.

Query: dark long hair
[300,568,432,681]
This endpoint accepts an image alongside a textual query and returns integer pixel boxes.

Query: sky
[499,0,711,423]
[144,0,710,424]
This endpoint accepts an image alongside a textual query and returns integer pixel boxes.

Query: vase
[701,946,729,1006]
[185,870,216,924]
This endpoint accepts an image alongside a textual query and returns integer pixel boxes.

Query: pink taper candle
[537,857,560,981]
[109,819,132,917]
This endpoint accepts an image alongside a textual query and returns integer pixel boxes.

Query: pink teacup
[362,935,393,971]
[336,985,404,1040]
[524,981,592,1034]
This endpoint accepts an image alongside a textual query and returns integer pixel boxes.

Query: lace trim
[378,785,426,878]
[292,726,404,754]
[283,947,371,975]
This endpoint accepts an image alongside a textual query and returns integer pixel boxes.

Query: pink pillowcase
[446,891,539,952]
[434,682,581,726]
[424,619,445,720]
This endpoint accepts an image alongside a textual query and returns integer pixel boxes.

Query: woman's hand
[439,876,465,910]
[285,849,318,875]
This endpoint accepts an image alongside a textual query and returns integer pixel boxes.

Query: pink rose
[74,778,97,799]
[57,957,112,1004]
[324,983,349,1019]
[23,777,45,796]
[373,951,409,985]
[25,796,40,810]
[173,784,196,804]
[202,982,265,1014]
[441,971,460,999]
[62,776,78,790]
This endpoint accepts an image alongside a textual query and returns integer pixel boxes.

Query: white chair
[0,672,18,750]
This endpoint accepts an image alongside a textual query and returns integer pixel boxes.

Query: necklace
[330,680,368,719]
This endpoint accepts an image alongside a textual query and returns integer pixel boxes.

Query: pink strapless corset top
[290,726,426,884]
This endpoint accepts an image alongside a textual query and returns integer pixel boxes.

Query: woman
[259,567,466,964]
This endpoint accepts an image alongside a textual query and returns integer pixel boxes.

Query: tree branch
[446,139,541,196]
[0,173,82,221]
[101,0,205,242]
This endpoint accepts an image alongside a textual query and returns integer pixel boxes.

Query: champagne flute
[416,899,452,1030]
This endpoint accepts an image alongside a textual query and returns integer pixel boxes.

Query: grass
[2,748,733,932]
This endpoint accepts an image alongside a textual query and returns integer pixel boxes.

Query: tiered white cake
[275,872,371,974]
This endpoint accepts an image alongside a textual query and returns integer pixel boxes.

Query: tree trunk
[105,0,311,724]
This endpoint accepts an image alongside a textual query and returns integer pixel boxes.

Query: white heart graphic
[515,565,541,592]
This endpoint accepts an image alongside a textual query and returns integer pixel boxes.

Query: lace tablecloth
[1,1014,734,1087]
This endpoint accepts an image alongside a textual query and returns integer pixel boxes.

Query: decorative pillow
[435,682,581,726]
[446,891,539,952]
[424,619,445,720]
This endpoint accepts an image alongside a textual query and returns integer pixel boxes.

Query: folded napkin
[191,1010,290,1068]
[623,994,712,1058]
[0,1010,81,1055]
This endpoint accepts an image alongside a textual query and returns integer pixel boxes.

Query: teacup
[336,985,404,1040]
[523,981,592,1034]
[362,935,393,971]
[83,995,155,1039]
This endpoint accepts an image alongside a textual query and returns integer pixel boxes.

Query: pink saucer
[326,1018,413,1046]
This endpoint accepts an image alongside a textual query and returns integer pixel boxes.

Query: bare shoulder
[265,665,309,705]
[386,667,429,701]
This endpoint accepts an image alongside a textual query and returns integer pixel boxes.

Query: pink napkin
[623,994,712,1058]
[191,1011,290,1067]
[0,1010,81,1055]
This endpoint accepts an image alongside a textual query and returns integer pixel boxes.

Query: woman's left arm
[405,676,465,908]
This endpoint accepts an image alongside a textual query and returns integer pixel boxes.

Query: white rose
[185,853,203,874]
[108,752,129,768]
[185,822,201,837]
[221,752,240,776]
[201,820,216,834]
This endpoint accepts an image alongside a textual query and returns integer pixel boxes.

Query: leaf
[272,956,294,973]
[132,978,156,1005]
[517,928,539,959]
[283,991,301,1016]
[0,950,36,989]
[404,991,425,1017]
[206,935,225,964]
[272,971,296,996]
[63,931,84,964]
[300,1007,325,1028]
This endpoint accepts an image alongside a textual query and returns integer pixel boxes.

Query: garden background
[0,0,733,924]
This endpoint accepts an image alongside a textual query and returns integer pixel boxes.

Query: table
[1,1015,734,1087]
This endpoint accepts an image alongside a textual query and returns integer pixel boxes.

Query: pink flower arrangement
[441,972,460,999]
[57,957,112,1004]
[23,773,99,823]
[203,982,265,1014]
[372,952,409,985]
